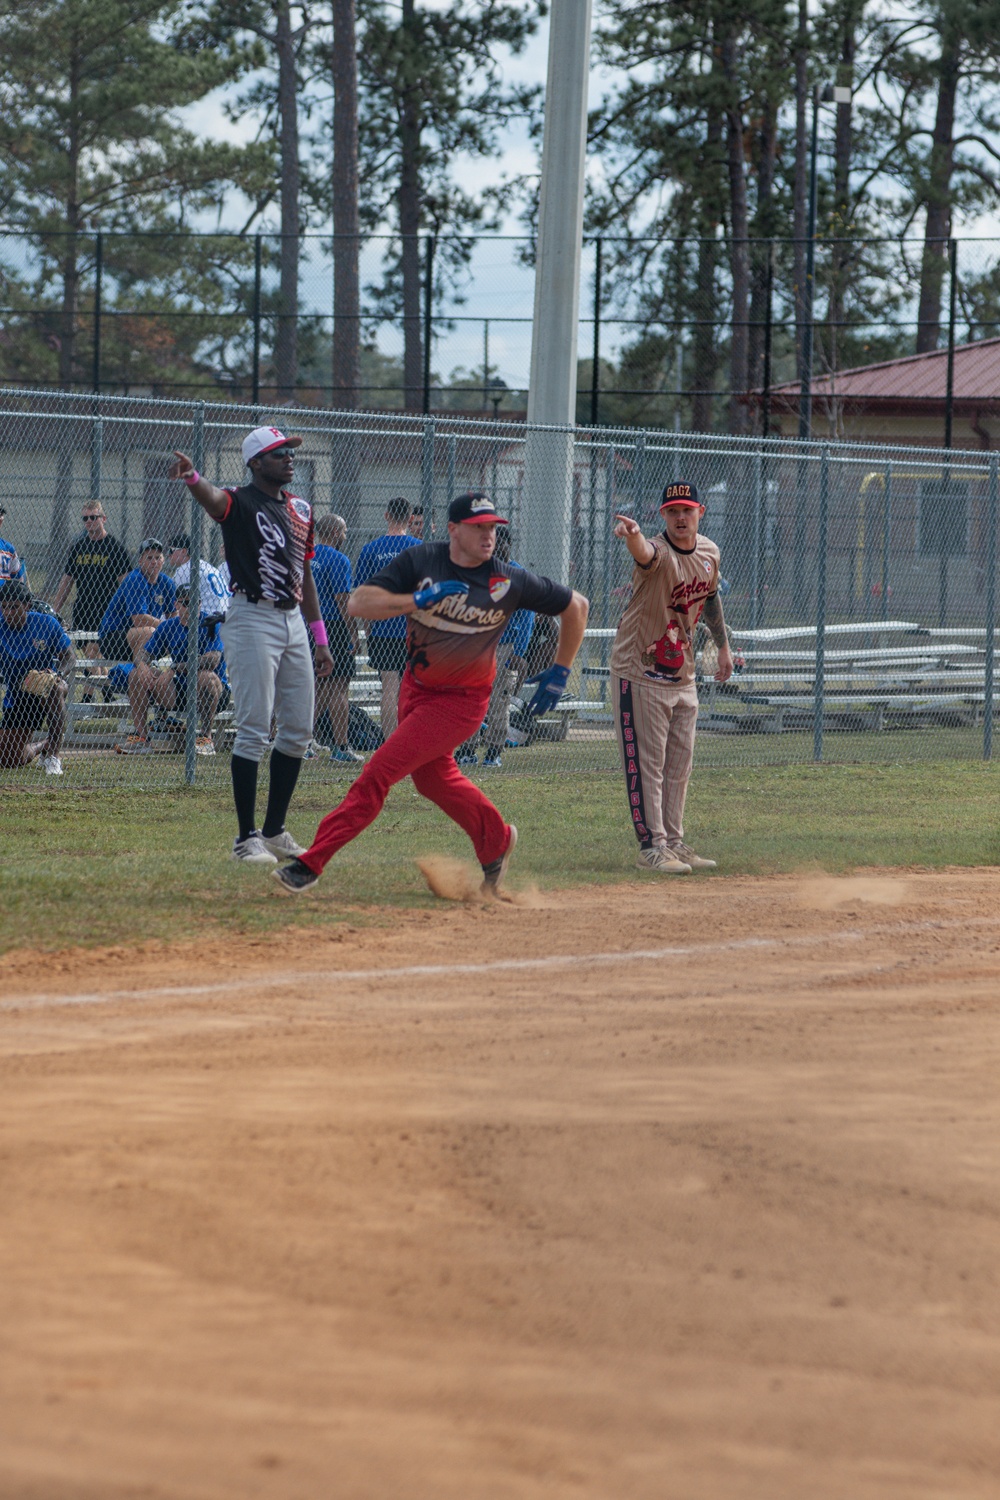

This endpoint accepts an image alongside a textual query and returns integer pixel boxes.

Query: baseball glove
[20,668,60,697]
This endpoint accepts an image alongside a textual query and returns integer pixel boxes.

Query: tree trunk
[332,0,360,410]
[274,0,300,402]
[691,109,723,434]
[720,29,750,435]
[399,0,423,409]
[916,26,960,354]
[793,0,808,384]
[747,98,777,411]
[821,1,860,433]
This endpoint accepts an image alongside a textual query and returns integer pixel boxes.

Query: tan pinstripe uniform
[610,531,720,848]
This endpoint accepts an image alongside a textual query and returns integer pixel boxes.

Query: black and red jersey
[368,541,572,689]
[218,483,314,606]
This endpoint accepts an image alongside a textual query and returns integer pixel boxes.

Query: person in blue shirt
[116,586,228,755]
[354,497,419,736]
[311,513,363,764]
[98,538,177,664]
[457,527,535,768]
[0,579,74,775]
[0,504,28,595]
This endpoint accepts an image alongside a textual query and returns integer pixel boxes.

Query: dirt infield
[2,868,1000,1499]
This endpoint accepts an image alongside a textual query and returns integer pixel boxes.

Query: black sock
[262,748,303,838]
[231,754,259,842]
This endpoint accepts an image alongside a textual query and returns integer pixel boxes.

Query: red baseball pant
[301,673,510,873]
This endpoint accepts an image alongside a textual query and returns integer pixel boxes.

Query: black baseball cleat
[480,824,517,897]
[273,858,320,894]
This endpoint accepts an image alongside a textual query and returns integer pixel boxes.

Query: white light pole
[520,0,593,581]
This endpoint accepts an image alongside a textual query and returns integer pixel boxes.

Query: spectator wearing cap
[168,533,231,622]
[354,496,419,737]
[0,579,75,776]
[98,539,177,673]
[116,585,228,757]
[166,426,333,865]
[0,505,28,595]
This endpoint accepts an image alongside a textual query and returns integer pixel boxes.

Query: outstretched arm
[613,513,655,567]
[168,451,230,521]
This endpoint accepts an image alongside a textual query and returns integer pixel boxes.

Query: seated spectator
[311,513,363,764]
[116,586,228,756]
[0,504,28,596]
[0,579,75,776]
[99,538,176,665]
[168,533,231,622]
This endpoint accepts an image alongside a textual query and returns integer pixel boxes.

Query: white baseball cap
[242,425,303,464]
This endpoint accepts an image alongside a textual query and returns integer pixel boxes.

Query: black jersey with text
[62,532,132,630]
[368,541,572,689]
[219,483,314,605]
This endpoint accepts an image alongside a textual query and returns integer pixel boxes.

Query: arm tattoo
[702,593,728,648]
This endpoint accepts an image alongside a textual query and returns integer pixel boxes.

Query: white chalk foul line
[2,913,993,1014]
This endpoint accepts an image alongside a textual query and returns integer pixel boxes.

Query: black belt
[235,591,298,611]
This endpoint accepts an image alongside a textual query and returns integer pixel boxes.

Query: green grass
[3,761,1000,954]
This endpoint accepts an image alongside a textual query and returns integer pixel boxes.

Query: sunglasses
[263,447,295,460]
[83,512,104,520]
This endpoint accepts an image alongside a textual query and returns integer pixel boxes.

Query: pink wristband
[183,470,200,486]
[309,619,329,647]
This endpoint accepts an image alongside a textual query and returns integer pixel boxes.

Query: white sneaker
[232,832,278,866]
[667,841,717,870]
[262,829,306,859]
[636,846,691,875]
[40,754,63,776]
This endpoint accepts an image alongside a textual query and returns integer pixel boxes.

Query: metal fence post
[445,434,456,524]
[984,454,998,760]
[633,432,646,521]
[881,460,892,623]
[751,449,763,630]
[421,418,435,521]
[252,233,262,407]
[89,416,103,502]
[186,403,206,784]
[422,235,435,415]
[602,445,614,638]
[945,239,957,450]
[92,230,103,395]
[813,445,829,762]
[590,237,602,427]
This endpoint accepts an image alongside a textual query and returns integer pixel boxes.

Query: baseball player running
[168,427,334,864]
[611,481,733,874]
[272,491,589,896]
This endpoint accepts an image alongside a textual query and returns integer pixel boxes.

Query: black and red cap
[660,481,701,510]
[448,492,508,526]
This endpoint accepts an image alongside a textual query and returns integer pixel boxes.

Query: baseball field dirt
[2,868,999,1499]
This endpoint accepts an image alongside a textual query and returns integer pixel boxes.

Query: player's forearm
[299,563,322,624]
[625,531,655,565]
[702,593,728,648]
[58,649,76,678]
[553,591,589,667]
[348,585,414,620]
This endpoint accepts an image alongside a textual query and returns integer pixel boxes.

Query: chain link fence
[5,230,1000,439]
[1,388,998,790]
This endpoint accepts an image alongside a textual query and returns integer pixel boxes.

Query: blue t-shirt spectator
[0,610,71,708]
[100,568,177,635]
[499,557,535,655]
[0,538,27,593]
[311,544,352,621]
[355,533,419,639]
[143,615,227,685]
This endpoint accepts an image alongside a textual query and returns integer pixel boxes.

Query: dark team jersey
[63,532,131,630]
[218,483,314,606]
[368,541,572,690]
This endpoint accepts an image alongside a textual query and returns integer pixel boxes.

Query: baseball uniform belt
[235,592,298,611]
